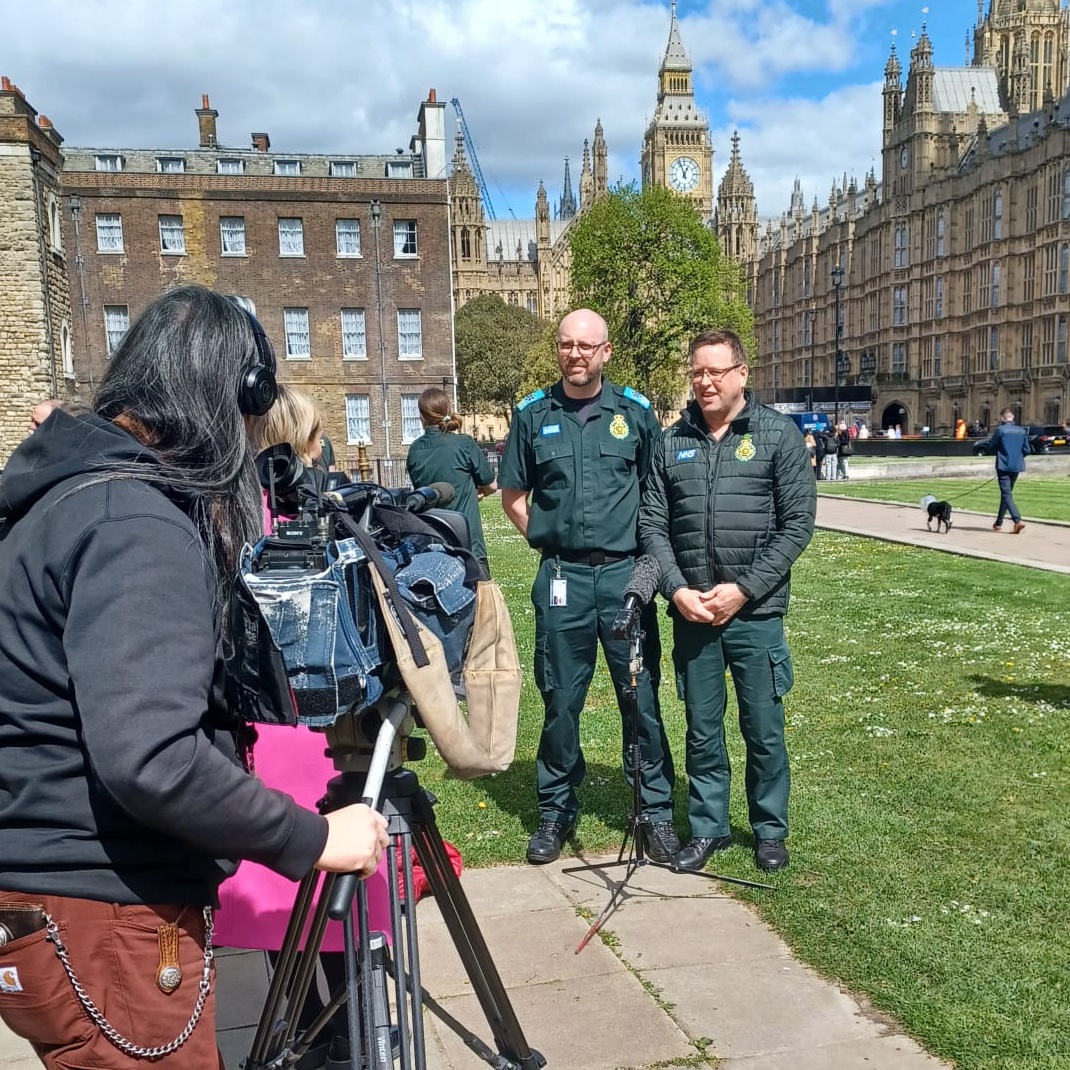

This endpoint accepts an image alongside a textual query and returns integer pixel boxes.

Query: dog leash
[941,476,997,504]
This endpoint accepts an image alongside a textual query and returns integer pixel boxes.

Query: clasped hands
[671,582,748,626]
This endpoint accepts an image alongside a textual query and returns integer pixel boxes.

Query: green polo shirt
[498,379,661,554]
[405,428,494,560]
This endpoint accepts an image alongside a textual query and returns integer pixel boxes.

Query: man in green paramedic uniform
[498,308,677,865]
[638,329,815,873]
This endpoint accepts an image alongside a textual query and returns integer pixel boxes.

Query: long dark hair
[93,285,264,582]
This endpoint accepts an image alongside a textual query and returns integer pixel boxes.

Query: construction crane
[450,97,501,221]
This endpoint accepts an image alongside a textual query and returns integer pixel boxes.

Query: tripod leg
[410,789,544,1070]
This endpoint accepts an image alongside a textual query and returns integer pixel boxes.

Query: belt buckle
[589,551,606,566]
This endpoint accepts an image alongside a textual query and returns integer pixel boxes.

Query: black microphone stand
[565,604,773,954]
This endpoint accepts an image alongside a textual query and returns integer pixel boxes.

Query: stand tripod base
[564,819,773,954]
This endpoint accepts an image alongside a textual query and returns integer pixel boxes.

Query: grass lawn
[819,473,1070,524]
[413,504,1070,1070]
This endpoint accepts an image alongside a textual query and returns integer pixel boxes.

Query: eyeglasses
[556,339,607,356]
[690,364,744,384]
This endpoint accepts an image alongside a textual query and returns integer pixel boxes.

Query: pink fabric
[214,492,391,951]
[214,724,392,951]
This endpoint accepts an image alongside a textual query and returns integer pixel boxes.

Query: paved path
[817,493,1070,574]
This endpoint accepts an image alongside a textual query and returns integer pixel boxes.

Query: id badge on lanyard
[550,564,567,607]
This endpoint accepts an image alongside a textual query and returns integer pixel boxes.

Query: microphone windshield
[428,481,456,506]
[623,555,661,605]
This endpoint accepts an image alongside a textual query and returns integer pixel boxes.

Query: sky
[3,0,980,222]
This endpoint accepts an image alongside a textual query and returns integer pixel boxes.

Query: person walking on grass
[984,407,1031,534]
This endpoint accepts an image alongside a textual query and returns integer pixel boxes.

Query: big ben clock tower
[641,1,714,220]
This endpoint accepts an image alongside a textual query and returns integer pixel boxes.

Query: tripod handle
[327,794,376,920]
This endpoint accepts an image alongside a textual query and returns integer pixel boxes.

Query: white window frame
[104,305,129,354]
[274,159,301,176]
[61,320,74,379]
[220,216,247,256]
[397,309,423,359]
[387,160,413,179]
[345,394,372,444]
[156,156,186,173]
[278,217,305,257]
[341,308,367,359]
[401,394,422,443]
[393,220,418,258]
[94,154,123,172]
[217,158,245,175]
[95,213,124,253]
[330,161,356,177]
[158,214,186,255]
[47,193,63,254]
[336,218,361,257]
[284,308,311,359]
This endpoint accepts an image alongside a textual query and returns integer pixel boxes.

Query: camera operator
[0,286,387,1068]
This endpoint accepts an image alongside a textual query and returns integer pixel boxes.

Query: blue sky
[2,1,986,221]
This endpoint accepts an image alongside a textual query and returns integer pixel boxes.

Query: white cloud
[0,0,950,221]
[712,81,884,218]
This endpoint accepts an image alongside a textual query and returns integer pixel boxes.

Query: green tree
[569,183,753,415]
[454,295,544,421]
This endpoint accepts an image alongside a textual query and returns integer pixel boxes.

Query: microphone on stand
[611,555,662,639]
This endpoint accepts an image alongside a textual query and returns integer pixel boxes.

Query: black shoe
[526,818,574,864]
[642,820,681,863]
[673,835,733,871]
[755,839,789,872]
[294,1038,330,1070]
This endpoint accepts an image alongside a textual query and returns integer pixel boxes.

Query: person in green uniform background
[498,308,677,866]
[639,329,815,873]
[406,386,497,575]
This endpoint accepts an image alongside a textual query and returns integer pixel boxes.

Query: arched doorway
[881,402,909,434]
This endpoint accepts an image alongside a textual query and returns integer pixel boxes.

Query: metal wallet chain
[44,906,215,1059]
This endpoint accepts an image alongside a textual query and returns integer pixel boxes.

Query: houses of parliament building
[453,0,1070,433]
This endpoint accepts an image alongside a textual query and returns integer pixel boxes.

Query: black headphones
[232,301,278,417]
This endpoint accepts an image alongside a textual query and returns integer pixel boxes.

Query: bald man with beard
[498,309,677,866]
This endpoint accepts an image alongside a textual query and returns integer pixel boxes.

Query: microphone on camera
[399,481,455,513]
[611,555,662,639]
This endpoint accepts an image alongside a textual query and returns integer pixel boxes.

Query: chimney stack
[196,93,218,148]
[251,132,270,152]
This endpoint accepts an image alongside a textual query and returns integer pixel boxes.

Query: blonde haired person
[406,386,497,575]
[254,381,323,465]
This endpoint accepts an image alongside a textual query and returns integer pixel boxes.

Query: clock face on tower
[900,146,909,170]
[669,156,701,193]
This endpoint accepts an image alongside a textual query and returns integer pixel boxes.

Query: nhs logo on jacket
[675,448,698,462]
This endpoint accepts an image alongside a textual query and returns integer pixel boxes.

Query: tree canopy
[454,295,545,421]
[568,183,753,414]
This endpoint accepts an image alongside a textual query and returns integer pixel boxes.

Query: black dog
[926,500,953,533]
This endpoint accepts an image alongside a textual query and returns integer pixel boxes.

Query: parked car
[972,425,1053,456]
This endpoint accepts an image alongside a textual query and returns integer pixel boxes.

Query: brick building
[1,81,455,476]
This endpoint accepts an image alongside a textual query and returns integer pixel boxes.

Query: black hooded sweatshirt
[0,411,327,906]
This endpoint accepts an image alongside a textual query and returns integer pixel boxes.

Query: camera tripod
[244,695,545,1070]
[565,613,773,954]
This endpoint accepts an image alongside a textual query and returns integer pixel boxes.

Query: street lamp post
[804,307,816,411]
[369,200,390,465]
[831,265,845,427]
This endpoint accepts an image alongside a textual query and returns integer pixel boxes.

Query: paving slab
[0,1021,36,1070]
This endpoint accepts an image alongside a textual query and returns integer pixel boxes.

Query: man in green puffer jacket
[638,329,815,873]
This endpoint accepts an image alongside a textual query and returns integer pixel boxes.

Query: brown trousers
[0,890,223,1069]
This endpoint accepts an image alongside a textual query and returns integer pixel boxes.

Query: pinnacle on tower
[559,155,577,220]
[662,0,690,71]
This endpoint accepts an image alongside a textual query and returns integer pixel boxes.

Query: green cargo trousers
[531,555,675,826]
[671,614,793,841]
